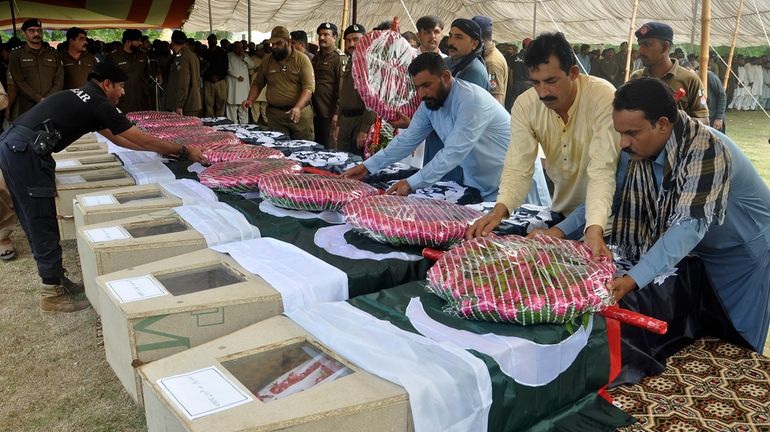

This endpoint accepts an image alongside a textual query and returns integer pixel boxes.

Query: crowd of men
[0,18,768,361]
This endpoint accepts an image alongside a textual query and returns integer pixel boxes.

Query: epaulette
[336,49,345,56]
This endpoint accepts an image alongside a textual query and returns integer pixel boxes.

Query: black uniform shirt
[15,81,132,152]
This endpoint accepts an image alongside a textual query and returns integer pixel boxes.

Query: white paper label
[81,194,117,207]
[83,226,130,243]
[105,275,169,303]
[56,160,81,168]
[57,175,86,185]
[158,367,253,420]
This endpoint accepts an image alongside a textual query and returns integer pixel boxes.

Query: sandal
[0,244,15,261]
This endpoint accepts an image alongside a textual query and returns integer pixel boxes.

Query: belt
[341,108,364,117]
[267,104,295,111]
[8,124,37,140]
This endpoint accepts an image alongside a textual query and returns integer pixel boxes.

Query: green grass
[726,110,770,186]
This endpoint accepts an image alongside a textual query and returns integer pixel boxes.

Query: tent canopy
[0,0,195,30]
[183,0,770,46]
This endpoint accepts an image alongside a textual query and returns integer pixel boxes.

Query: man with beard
[333,24,376,154]
[631,22,708,122]
[343,52,543,201]
[311,22,344,148]
[7,19,63,119]
[468,32,620,256]
[225,41,255,124]
[107,29,153,113]
[242,26,315,140]
[61,27,97,90]
[0,62,208,312]
[555,77,770,354]
[165,30,202,116]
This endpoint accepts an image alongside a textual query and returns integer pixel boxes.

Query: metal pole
[247,0,252,44]
[352,0,358,26]
[10,0,17,37]
[723,0,745,90]
[533,1,538,38]
[699,0,711,100]
[208,0,213,35]
[624,0,640,82]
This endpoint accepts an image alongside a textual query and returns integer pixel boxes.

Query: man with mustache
[165,30,202,116]
[60,27,97,90]
[7,19,63,119]
[468,32,620,258]
[343,52,545,201]
[311,22,345,148]
[630,22,709,123]
[556,77,770,354]
[242,26,315,141]
[106,29,153,113]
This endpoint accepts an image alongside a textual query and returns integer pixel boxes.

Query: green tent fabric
[349,282,636,432]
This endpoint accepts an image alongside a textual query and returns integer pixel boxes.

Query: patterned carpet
[610,338,770,432]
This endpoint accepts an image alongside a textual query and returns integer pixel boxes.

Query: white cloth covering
[174,202,260,246]
[405,297,594,387]
[314,224,423,261]
[159,179,219,205]
[287,301,492,432]
[258,200,345,224]
[123,160,176,185]
[212,238,348,312]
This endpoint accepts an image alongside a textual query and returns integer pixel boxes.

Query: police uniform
[630,59,709,118]
[483,43,508,102]
[7,44,63,118]
[252,45,315,140]
[106,48,153,113]
[165,45,202,116]
[311,22,344,148]
[61,51,97,89]
[0,80,133,285]
[335,24,375,155]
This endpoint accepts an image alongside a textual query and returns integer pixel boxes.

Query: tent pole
[723,0,745,90]
[624,0,640,82]
[352,0,358,26]
[208,0,213,35]
[690,0,699,48]
[340,0,350,50]
[699,0,711,100]
[10,0,17,36]
[532,1,537,38]
[247,0,252,43]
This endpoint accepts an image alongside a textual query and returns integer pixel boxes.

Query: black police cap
[122,29,142,43]
[87,62,129,83]
[317,22,338,35]
[635,22,674,43]
[343,24,366,38]
[21,19,41,31]
[171,30,187,44]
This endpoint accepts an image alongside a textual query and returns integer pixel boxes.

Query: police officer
[61,27,97,90]
[312,22,344,148]
[7,19,63,119]
[0,62,208,313]
[106,29,153,113]
[631,22,709,122]
[165,30,202,116]
[242,26,315,141]
[333,24,376,155]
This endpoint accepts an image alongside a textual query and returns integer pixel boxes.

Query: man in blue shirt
[553,77,770,352]
[343,52,547,202]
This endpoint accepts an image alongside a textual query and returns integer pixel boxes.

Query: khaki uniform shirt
[165,45,202,113]
[337,59,376,132]
[631,59,709,118]
[61,51,97,89]
[498,74,621,230]
[7,44,63,115]
[311,48,344,118]
[484,44,509,98]
[253,49,314,108]
[106,49,152,113]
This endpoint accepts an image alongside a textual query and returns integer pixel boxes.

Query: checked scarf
[612,111,732,261]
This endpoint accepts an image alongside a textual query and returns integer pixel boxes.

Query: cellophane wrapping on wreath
[352,30,420,121]
[260,173,380,212]
[364,119,395,159]
[126,111,178,122]
[199,159,302,193]
[137,115,203,130]
[426,233,616,325]
[167,131,241,150]
[146,126,217,140]
[203,145,285,163]
[342,195,483,248]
